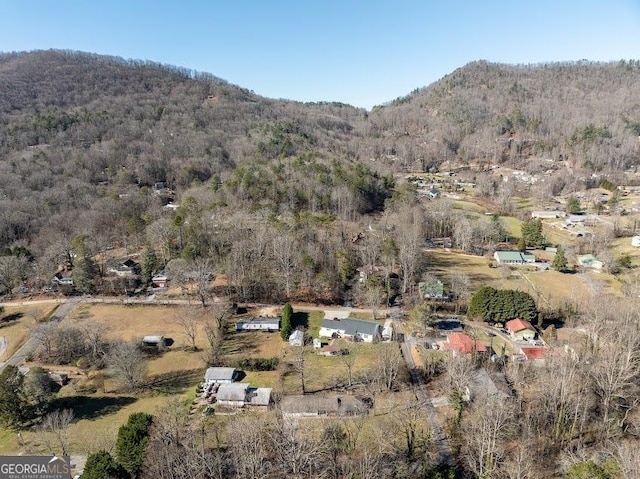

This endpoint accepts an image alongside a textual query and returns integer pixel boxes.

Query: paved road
[0,296,82,372]
[391,308,453,466]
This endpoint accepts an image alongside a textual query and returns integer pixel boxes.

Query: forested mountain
[367,60,640,174]
[1,50,640,300]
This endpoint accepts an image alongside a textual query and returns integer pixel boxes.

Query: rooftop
[506,318,535,333]
[204,367,237,382]
[320,318,380,337]
[442,332,487,354]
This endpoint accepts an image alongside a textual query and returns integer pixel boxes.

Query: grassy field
[280,340,401,395]
[425,250,508,291]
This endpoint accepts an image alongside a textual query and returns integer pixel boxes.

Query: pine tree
[140,246,158,286]
[281,303,293,341]
[552,247,568,272]
[82,450,129,479]
[115,412,153,476]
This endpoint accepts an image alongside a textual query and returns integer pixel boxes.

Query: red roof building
[442,332,488,356]
[506,318,537,340]
[520,347,546,360]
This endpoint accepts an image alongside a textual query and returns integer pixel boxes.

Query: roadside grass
[303,310,325,337]
[0,304,58,361]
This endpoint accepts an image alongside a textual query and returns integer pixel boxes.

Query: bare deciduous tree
[107,341,148,391]
[175,306,200,351]
[38,409,74,456]
[462,396,515,478]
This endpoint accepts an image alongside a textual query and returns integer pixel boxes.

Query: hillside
[367,60,640,175]
[1,50,640,301]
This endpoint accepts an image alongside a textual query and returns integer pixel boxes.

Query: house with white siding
[319,318,381,343]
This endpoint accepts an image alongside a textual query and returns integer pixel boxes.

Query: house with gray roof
[214,383,272,410]
[318,318,381,343]
[204,367,238,386]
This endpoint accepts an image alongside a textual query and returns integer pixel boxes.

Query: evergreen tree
[566,195,581,214]
[468,287,538,323]
[521,219,545,248]
[82,450,130,479]
[552,247,568,272]
[0,365,30,429]
[140,246,158,286]
[115,412,153,476]
[281,303,293,341]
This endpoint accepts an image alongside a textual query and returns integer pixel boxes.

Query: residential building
[493,251,536,265]
[318,318,381,343]
[203,367,238,386]
[214,383,272,411]
[151,270,169,288]
[441,332,487,356]
[576,254,603,270]
[506,318,537,341]
[235,316,281,331]
[418,279,449,300]
[531,210,566,219]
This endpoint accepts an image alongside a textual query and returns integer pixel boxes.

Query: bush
[233,357,279,371]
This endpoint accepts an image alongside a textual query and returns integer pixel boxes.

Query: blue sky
[1,0,639,109]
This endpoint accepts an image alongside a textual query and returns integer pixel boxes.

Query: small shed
[142,335,165,348]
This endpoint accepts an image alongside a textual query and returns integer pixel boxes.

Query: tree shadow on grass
[53,395,137,421]
[222,332,259,355]
[0,312,23,328]
[148,368,203,394]
[292,311,309,330]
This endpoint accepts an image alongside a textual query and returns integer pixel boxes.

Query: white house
[204,367,238,386]
[288,330,304,346]
[531,210,566,219]
[632,236,640,247]
[319,318,381,343]
[235,316,281,331]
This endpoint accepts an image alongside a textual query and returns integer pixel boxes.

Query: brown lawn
[68,303,209,349]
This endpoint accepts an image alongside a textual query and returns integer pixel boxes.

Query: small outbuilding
[142,335,165,348]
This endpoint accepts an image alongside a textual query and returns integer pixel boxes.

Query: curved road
[0,297,82,372]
